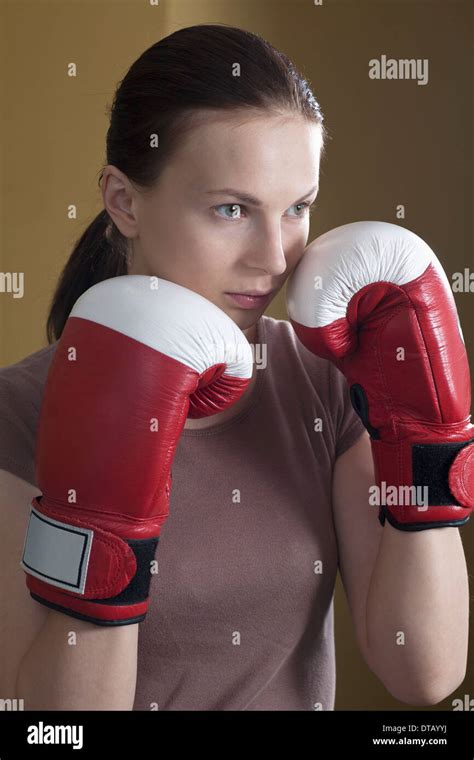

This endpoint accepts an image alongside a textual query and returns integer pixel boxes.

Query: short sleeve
[0,377,37,486]
[327,361,366,458]
[0,344,57,487]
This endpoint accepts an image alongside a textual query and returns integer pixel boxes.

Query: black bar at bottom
[0,709,473,757]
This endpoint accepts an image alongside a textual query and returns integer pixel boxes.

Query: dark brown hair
[46,23,326,343]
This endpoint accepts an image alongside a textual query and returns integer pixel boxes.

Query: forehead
[169,110,323,193]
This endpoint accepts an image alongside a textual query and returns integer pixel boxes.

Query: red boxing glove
[20,276,253,624]
[286,221,474,531]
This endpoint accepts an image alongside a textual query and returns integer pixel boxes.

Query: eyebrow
[204,184,319,207]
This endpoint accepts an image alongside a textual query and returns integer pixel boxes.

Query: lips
[225,289,275,297]
[224,290,275,310]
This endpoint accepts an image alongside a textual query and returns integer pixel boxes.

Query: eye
[214,203,244,220]
[287,201,314,217]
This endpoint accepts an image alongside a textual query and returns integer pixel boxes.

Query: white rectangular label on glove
[20,507,93,594]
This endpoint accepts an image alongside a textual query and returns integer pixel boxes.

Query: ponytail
[46,208,128,344]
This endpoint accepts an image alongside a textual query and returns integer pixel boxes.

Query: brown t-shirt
[0,315,365,710]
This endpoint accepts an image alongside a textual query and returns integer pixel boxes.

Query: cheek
[141,204,244,284]
[284,240,308,274]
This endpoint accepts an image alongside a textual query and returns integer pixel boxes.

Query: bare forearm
[364,522,469,704]
[16,609,138,710]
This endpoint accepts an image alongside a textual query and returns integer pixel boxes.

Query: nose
[245,223,288,276]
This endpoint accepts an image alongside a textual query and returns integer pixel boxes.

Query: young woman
[0,24,468,712]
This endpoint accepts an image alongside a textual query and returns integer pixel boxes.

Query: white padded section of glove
[287,221,454,330]
[70,276,253,379]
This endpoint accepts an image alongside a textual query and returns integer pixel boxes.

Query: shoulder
[0,342,58,410]
[0,342,58,485]
[0,341,58,381]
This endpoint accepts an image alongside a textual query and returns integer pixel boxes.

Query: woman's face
[102,110,322,337]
